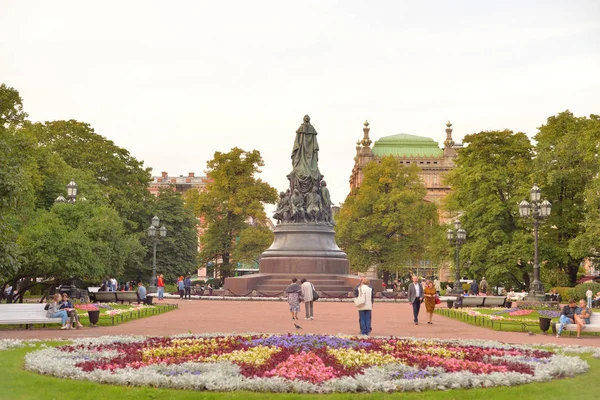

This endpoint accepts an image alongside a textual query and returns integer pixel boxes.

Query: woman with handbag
[355,277,373,335]
[423,280,437,324]
[285,278,303,320]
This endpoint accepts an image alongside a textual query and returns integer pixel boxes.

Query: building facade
[349,121,461,281]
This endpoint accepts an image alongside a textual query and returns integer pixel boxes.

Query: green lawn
[2,343,600,400]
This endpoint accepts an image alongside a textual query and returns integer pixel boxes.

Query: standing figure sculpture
[320,181,334,225]
[305,186,321,223]
[290,115,322,195]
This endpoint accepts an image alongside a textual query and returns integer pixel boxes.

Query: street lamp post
[147,216,167,294]
[447,219,467,295]
[55,180,80,298]
[519,184,552,301]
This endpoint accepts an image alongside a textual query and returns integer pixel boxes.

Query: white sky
[2,1,599,217]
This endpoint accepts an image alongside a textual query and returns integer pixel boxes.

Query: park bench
[556,313,600,334]
[0,303,63,328]
[94,292,117,303]
[482,296,507,307]
[115,291,139,304]
[460,296,486,308]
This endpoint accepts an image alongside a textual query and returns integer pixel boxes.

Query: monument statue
[274,115,333,225]
[290,115,322,194]
[224,115,382,298]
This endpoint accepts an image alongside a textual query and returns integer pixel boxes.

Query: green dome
[372,133,443,158]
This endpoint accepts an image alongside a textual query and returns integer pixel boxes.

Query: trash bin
[145,295,153,305]
[88,310,100,327]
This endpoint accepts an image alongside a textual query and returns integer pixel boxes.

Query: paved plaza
[0,299,598,347]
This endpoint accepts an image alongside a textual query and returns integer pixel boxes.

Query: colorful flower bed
[24,334,588,393]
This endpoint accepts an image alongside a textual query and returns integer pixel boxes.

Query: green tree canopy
[444,130,534,289]
[17,201,145,291]
[336,156,441,282]
[533,111,600,284]
[24,120,153,232]
[186,147,278,279]
[139,187,199,284]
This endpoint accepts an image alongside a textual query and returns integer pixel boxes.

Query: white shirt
[414,282,421,297]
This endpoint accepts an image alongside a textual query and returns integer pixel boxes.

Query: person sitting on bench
[60,293,83,329]
[46,294,69,329]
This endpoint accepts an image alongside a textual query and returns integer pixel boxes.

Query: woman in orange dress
[423,280,437,324]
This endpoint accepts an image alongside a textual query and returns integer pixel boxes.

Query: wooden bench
[557,313,600,334]
[0,303,63,328]
[115,292,139,304]
[94,292,117,303]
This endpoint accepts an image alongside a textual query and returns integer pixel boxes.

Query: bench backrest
[94,292,117,302]
[115,292,138,300]
[0,304,47,312]
[462,296,485,306]
[483,296,506,306]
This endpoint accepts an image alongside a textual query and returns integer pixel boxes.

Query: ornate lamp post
[55,180,80,297]
[519,184,552,300]
[447,219,467,295]
[147,216,167,293]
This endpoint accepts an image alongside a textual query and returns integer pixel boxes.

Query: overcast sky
[2,1,599,217]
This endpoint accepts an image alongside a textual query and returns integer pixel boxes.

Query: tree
[336,156,441,283]
[0,83,28,128]
[186,148,278,280]
[533,111,600,284]
[25,120,153,232]
[444,130,534,289]
[139,187,198,283]
[232,225,275,265]
[15,200,145,300]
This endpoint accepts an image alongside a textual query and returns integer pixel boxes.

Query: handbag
[354,286,366,308]
[435,295,441,305]
[311,283,319,301]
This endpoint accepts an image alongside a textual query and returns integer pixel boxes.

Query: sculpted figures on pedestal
[290,115,322,195]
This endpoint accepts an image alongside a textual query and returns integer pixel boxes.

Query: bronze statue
[290,189,307,223]
[320,180,334,225]
[305,186,321,223]
[273,191,291,224]
[290,115,322,195]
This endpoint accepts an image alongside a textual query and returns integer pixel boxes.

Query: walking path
[1,299,597,347]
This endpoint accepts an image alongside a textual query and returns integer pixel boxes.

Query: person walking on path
[177,276,184,299]
[183,275,192,301]
[586,288,593,309]
[408,275,424,325]
[300,278,315,320]
[356,277,373,335]
[575,299,592,338]
[556,299,578,337]
[285,278,303,320]
[157,274,165,301]
[423,280,437,324]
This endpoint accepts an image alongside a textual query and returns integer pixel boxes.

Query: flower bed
[24,334,588,393]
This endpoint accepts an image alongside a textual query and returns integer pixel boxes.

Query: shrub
[206,278,221,288]
[566,282,600,302]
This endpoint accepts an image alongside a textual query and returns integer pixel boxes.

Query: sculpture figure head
[321,181,327,187]
[303,115,310,123]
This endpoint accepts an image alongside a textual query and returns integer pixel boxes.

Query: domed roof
[372,133,443,158]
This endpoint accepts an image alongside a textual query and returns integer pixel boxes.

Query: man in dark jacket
[183,276,192,301]
[556,299,578,337]
[470,280,479,296]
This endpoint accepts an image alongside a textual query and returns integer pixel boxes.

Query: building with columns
[350,120,460,203]
[349,121,462,281]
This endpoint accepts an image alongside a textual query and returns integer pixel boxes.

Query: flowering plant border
[23,334,589,393]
